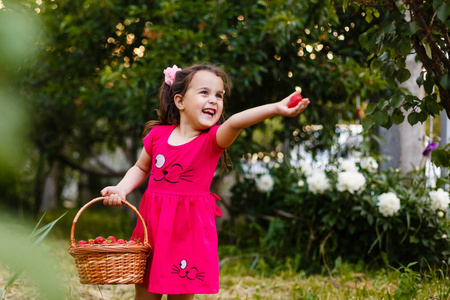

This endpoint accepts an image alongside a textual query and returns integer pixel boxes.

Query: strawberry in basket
[76,236,143,245]
[94,236,106,244]
[108,236,117,243]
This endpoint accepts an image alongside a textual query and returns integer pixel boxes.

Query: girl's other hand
[100,186,126,206]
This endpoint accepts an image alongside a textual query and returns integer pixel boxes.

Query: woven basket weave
[68,197,151,285]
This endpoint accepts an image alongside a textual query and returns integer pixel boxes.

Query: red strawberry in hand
[288,94,303,108]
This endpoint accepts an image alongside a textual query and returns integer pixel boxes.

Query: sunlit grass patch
[0,266,42,300]
[1,238,450,299]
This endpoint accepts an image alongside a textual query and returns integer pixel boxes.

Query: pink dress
[131,124,224,294]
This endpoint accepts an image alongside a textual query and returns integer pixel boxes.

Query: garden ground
[1,239,448,299]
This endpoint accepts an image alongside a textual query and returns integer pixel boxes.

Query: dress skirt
[131,191,223,294]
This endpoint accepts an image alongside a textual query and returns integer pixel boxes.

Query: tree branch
[274,209,308,222]
[57,154,126,177]
[408,0,450,71]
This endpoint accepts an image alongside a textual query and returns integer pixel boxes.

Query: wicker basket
[68,197,151,285]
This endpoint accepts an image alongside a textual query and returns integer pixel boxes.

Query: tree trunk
[441,112,450,178]
[40,162,58,212]
[33,149,48,216]
[379,54,426,173]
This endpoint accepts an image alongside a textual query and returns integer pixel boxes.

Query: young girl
[101,63,310,300]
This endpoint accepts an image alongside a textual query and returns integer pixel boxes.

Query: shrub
[227,151,450,270]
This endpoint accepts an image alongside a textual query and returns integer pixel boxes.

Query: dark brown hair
[143,63,232,170]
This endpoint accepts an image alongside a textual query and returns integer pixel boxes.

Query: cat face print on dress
[171,259,204,281]
[151,154,194,184]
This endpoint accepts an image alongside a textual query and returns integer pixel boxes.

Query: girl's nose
[208,96,217,104]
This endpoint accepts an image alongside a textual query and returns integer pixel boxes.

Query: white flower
[339,159,358,172]
[336,171,366,194]
[360,156,378,172]
[256,174,274,193]
[377,192,401,217]
[306,170,331,195]
[220,173,236,199]
[299,160,313,176]
[298,180,305,187]
[437,211,444,218]
[429,188,450,211]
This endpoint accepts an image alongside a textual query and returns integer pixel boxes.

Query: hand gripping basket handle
[70,197,149,247]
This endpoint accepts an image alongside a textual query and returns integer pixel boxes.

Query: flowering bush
[227,153,450,269]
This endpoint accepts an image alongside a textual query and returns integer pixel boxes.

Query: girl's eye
[215,93,224,100]
[200,91,208,95]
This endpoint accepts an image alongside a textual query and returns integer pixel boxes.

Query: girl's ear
[174,94,184,111]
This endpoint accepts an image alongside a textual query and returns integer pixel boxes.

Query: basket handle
[70,197,149,247]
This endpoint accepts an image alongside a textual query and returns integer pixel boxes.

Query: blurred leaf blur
[0,213,65,299]
[0,0,36,176]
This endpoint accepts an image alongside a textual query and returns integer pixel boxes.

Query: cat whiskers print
[172,259,204,281]
[152,154,194,183]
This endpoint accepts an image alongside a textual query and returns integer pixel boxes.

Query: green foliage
[0,1,35,176]
[424,261,450,299]
[351,0,450,151]
[1,0,390,212]
[390,261,450,300]
[227,130,450,270]
[393,262,420,299]
[432,143,450,169]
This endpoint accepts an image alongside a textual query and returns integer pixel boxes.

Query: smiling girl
[101,63,310,300]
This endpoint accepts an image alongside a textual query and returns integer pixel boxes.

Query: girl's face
[176,70,224,131]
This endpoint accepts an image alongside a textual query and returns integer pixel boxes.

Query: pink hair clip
[163,65,182,86]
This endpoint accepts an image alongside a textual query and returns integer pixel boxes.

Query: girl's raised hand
[278,91,310,117]
[100,186,126,206]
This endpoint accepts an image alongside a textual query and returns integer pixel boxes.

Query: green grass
[1,237,450,300]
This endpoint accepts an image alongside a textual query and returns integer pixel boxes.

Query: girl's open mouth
[202,109,216,117]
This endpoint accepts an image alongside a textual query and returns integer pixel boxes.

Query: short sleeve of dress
[142,127,156,157]
[208,125,227,152]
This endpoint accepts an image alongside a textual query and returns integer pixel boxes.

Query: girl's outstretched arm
[216,91,310,149]
[100,148,152,206]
